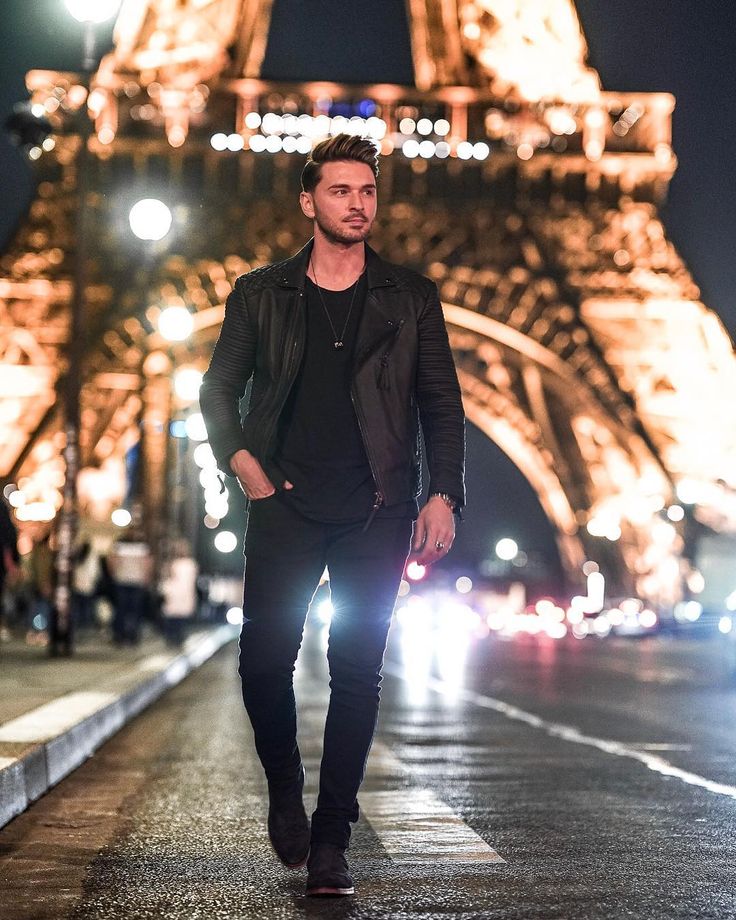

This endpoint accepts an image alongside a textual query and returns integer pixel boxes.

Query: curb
[0,625,238,830]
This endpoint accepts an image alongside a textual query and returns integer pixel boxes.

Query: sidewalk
[0,623,238,829]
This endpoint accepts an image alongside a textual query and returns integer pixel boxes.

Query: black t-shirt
[273,273,415,524]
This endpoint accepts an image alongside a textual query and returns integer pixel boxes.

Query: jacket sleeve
[416,281,466,511]
[199,279,256,475]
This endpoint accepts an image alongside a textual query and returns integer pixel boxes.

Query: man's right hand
[229,449,292,499]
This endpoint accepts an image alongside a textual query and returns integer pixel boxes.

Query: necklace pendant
[334,340,344,350]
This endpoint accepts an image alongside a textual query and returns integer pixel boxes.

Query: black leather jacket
[199,239,465,519]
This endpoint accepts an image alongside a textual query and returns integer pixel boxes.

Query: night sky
[2,1,735,582]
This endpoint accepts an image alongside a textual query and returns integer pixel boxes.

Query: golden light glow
[157,305,193,341]
[459,0,601,103]
[174,367,203,402]
[8,490,25,508]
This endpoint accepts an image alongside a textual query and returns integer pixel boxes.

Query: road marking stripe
[360,789,506,864]
[364,741,506,864]
[297,706,507,863]
[629,743,693,751]
[384,664,736,801]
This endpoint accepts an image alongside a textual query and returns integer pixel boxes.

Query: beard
[313,210,373,245]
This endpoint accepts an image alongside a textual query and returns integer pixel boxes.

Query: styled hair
[301,133,379,193]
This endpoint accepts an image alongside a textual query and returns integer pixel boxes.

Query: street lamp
[122,198,173,583]
[65,0,121,23]
[63,1,121,69]
[129,198,174,242]
[495,538,519,562]
[49,0,121,656]
[125,199,178,606]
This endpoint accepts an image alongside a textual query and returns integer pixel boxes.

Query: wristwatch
[429,492,457,512]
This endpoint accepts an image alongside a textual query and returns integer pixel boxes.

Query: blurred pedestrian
[71,539,101,631]
[159,542,198,647]
[26,532,54,644]
[107,530,152,646]
[0,496,20,642]
[200,134,465,896]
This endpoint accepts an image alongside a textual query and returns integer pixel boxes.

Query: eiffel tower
[2,0,735,606]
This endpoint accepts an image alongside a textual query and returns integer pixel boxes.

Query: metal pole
[50,21,95,656]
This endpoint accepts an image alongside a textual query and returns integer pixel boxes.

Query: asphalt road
[1,615,735,920]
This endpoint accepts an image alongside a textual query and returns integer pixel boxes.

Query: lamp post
[128,199,174,600]
[495,538,519,562]
[50,0,121,656]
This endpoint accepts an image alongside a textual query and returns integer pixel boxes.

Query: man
[200,133,465,896]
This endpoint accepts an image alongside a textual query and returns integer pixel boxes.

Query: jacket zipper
[353,318,405,529]
[376,319,405,390]
[351,385,385,532]
[261,290,304,462]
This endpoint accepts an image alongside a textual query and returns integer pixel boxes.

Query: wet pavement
[1,617,735,919]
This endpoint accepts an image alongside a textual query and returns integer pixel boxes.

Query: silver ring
[435,541,445,550]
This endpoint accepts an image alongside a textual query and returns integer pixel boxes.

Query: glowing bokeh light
[111,508,131,527]
[406,561,426,581]
[64,0,120,23]
[8,490,25,508]
[158,306,193,341]
[455,576,473,594]
[214,531,238,553]
[193,442,216,469]
[495,538,518,561]
[184,413,208,442]
[174,368,203,402]
[226,606,244,625]
[129,198,172,242]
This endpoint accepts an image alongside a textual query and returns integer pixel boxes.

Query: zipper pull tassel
[362,491,383,532]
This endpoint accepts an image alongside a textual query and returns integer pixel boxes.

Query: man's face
[300,160,377,244]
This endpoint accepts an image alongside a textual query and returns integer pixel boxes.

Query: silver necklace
[309,259,364,350]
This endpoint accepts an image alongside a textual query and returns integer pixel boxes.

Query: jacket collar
[276,238,398,291]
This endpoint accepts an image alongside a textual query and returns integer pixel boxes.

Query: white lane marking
[0,756,17,769]
[367,739,407,776]
[364,741,506,864]
[298,704,506,863]
[383,665,736,802]
[629,743,693,751]
[361,790,506,864]
[0,692,117,743]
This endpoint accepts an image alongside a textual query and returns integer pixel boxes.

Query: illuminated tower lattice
[2,0,735,604]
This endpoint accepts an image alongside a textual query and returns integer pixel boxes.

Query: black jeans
[239,493,413,848]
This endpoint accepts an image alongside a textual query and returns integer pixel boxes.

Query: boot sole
[306,885,355,896]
